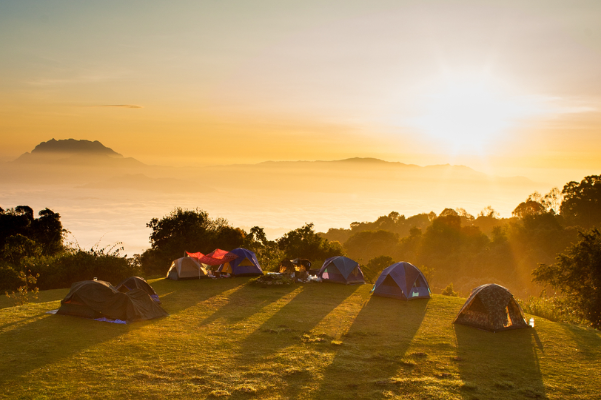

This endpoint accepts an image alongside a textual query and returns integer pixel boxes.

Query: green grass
[1,279,600,399]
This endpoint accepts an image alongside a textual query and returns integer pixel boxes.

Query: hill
[12,138,145,168]
[1,279,599,399]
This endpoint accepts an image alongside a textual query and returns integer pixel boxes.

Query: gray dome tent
[454,283,529,332]
[166,257,208,280]
[57,280,168,322]
[116,276,161,303]
[318,256,365,284]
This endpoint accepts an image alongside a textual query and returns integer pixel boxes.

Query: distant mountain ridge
[13,138,145,168]
[31,138,122,156]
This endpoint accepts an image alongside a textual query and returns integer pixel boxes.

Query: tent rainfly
[318,256,365,284]
[166,257,209,280]
[218,247,263,276]
[57,280,168,322]
[454,283,529,332]
[188,249,238,266]
[116,276,161,303]
[371,262,431,300]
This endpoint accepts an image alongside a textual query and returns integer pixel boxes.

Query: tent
[371,262,431,300]
[454,283,529,332]
[318,256,365,284]
[188,249,238,266]
[218,247,263,276]
[116,276,161,303]
[166,257,209,280]
[57,280,168,322]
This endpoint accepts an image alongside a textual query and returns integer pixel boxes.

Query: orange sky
[1,0,601,184]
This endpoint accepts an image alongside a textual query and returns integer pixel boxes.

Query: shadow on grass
[0,287,69,310]
[197,282,298,327]
[454,324,546,399]
[152,277,247,315]
[236,284,362,359]
[0,312,130,388]
[558,323,601,361]
[306,296,428,399]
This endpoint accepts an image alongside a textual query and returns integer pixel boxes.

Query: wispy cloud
[97,104,143,109]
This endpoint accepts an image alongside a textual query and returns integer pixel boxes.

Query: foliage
[344,230,398,263]
[0,206,65,258]
[249,273,294,287]
[141,208,245,275]
[532,228,601,328]
[512,200,546,219]
[441,283,458,297]
[517,295,588,326]
[5,270,39,305]
[361,255,394,284]
[0,262,21,291]
[561,175,601,228]
[25,243,136,290]
[277,223,343,261]
[242,226,282,272]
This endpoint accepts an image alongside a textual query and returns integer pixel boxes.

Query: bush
[361,256,394,284]
[441,283,458,297]
[532,228,601,328]
[25,244,137,290]
[517,295,588,325]
[5,270,39,306]
[0,263,21,291]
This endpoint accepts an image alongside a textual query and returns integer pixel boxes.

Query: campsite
[3,1,601,399]
[1,276,600,399]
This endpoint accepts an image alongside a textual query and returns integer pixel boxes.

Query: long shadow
[305,296,428,399]
[0,312,129,389]
[454,325,546,399]
[197,282,298,327]
[152,277,247,315]
[558,323,601,361]
[235,284,362,362]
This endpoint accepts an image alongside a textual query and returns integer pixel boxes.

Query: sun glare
[411,77,542,154]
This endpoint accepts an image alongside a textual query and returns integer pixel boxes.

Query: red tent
[186,249,238,266]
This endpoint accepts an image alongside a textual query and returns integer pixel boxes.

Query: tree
[362,255,394,284]
[277,223,342,261]
[532,228,601,328]
[142,208,245,274]
[544,187,563,214]
[512,200,546,219]
[0,206,64,260]
[243,226,282,272]
[343,230,398,263]
[561,175,601,228]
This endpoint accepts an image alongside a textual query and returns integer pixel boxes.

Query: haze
[1,1,600,253]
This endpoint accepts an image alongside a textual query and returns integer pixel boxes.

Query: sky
[1,0,601,184]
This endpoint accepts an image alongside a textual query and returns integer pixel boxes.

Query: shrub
[26,243,137,290]
[362,256,394,284]
[517,295,588,325]
[5,270,39,306]
[441,283,458,297]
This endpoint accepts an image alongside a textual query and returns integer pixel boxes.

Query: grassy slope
[1,279,599,400]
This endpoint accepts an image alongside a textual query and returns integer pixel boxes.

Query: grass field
[1,278,600,399]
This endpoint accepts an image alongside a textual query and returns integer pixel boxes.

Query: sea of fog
[0,182,542,256]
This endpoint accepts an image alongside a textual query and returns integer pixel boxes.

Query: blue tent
[372,262,430,300]
[217,248,263,276]
[318,256,365,284]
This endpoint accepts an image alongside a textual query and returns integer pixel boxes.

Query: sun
[411,76,540,154]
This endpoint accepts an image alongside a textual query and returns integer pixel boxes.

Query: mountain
[31,138,122,156]
[12,138,145,168]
